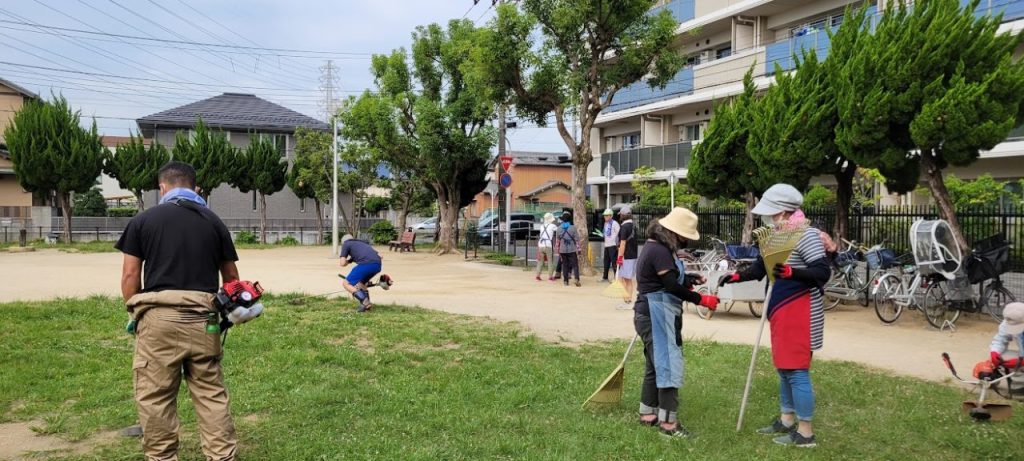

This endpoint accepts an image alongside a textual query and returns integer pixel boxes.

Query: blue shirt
[340,239,381,264]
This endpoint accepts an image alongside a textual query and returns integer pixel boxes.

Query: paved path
[0,246,1008,382]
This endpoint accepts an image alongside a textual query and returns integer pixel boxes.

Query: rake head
[753,225,808,283]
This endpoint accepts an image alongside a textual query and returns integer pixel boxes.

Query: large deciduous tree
[172,118,237,202]
[834,0,1024,250]
[287,126,331,244]
[344,20,495,254]
[688,71,764,244]
[474,0,684,270]
[231,136,287,243]
[105,133,170,211]
[4,95,105,242]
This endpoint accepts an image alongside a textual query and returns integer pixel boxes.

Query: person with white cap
[989,302,1024,373]
[339,234,383,312]
[601,208,621,283]
[719,183,831,448]
[633,207,720,439]
[535,212,558,281]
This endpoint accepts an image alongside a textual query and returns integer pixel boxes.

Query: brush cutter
[941,352,1021,422]
[582,335,639,409]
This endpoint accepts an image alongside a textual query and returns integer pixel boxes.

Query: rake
[582,335,640,409]
[736,224,807,431]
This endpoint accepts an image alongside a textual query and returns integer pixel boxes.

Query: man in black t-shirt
[115,161,241,461]
[616,206,639,308]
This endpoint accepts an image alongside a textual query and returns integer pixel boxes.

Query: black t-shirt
[115,200,239,293]
[619,221,638,259]
[634,240,679,316]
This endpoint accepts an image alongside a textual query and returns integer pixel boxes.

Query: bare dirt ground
[0,246,1006,384]
[0,420,118,461]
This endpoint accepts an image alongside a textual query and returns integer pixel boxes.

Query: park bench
[389,231,416,252]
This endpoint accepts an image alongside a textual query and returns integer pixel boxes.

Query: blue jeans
[778,369,814,422]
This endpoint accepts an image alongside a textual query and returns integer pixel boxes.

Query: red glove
[991,351,1003,366]
[1004,357,1021,369]
[718,273,740,287]
[616,255,624,266]
[773,263,793,279]
[699,294,720,311]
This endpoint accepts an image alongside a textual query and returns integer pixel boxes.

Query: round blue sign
[499,173,513,188]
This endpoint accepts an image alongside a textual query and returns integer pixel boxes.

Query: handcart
[687,244,767,320]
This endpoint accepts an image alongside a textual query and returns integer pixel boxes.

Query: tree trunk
[435,186,460,254]
[833,165,856,241]
[314,199,324,245]
[397,190,412,232]
[742,192,756,245]
[259,192,268,244]
[58,191,72,243]
[135,191,145,211]
[571,154,596,276]
[921,149,968,252]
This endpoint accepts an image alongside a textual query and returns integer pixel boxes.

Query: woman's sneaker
[659,424,693,439]
[757,418,795,435]
[773,431,816,448]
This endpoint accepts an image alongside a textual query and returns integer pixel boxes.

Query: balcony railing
[601,141,693,175]
[604,67,694,113]
[767,1,1024,75]
[650,0,695,23]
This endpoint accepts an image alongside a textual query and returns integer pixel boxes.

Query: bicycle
[921,235,1015,329]
[823,239,873,311]
[871,254,941,324]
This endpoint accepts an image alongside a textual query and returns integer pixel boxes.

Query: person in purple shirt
[339,234,382,312]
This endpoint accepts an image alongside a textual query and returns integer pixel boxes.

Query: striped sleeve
[792,228,826,267]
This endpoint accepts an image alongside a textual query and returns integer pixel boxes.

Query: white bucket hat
[543,212,555,224]
[341,234,354,244]
[1001,302,1024,335]
[752,184,804,216]
[659,207,700,241]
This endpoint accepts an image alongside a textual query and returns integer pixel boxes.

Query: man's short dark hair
[158,161,196,189]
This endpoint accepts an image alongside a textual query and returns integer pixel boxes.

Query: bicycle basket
[835,249,859,267]
[966,235,1010,284]
[866,248,897,270]
[726,244,760,261]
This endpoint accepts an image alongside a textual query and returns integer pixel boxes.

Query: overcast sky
[0,0,565,153]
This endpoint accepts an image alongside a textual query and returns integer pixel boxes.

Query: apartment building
[587,0,1024,208]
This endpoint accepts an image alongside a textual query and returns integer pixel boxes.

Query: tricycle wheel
[748,302,762,318]
[694,287,714,320]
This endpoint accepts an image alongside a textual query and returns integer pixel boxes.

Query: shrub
[368,220,398,245]
[107,207,137,218]
[363,196,392,214]
[235,231,259,245]
[277,235,300,246]
[804,185,837,208]
[72,187,107,217]
[484,252,515,266]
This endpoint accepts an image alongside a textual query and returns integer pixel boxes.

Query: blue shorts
[346,262,382,286]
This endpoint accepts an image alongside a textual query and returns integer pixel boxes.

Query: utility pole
[321,60,341,255]
[499,106,511,250]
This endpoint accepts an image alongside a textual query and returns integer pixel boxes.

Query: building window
[680,124,702,142]
[716,46,732,60]
[300,197,306,213]
[605,137,616,152]
[622,133,640,149]
[251,191,257,211]
[275,134,287,158]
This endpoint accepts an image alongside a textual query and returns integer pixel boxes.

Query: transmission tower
[318,60,341,121]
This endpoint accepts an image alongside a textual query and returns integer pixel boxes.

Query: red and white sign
[499,156,513,171]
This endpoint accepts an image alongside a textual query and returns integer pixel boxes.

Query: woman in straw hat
[719,183,831,447]
[633,207,720,438]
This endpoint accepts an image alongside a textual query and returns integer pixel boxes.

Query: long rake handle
[737,283,773,432]
[622,335,639,363]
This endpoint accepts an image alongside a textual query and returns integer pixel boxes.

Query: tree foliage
[3,95,105,242]
[231,136,287,243]
[171,118,237,201]
[343,19,494,254]
[473,0,683,269]
[834,0,1024,249]
[288,126,333,244]
[105,133,170,210]
[72,186,107,217]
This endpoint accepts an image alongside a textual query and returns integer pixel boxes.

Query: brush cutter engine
[215,280,265,328]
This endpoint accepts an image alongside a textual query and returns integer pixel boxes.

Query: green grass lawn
[1,296,1022,460]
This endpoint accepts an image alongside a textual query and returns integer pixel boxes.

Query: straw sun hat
[659,207,700,241]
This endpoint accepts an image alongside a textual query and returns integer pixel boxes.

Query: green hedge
[107,207,138,218]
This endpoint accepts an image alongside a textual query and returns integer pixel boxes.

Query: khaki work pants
[133,307,237,461]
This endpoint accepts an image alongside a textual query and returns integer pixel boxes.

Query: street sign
[499,173,513,189]
[668,172,677,185]
[500,156,514,171]
[605,162,616,180]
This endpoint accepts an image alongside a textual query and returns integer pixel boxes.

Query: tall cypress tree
[105,133,170,211]
[231,135,287,244]
[172,118,236,202]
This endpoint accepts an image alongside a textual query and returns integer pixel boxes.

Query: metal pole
[499,106,510,251]
[671,179,675,209]
[606,160,611,209]
[331,118,339,256]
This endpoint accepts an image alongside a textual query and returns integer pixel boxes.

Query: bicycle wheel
[693,287,714,320]
[984,283,1016,323]
[873,274,903,324]
[923,282,960,329]
[850,267,869,307]
[823,272,844,311]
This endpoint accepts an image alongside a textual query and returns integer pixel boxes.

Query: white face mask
[761,215,776,227]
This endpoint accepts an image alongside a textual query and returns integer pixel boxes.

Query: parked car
[477,213,538,245]
[412,217,437,241]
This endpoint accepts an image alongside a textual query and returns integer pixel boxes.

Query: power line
[0,18,375,57]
